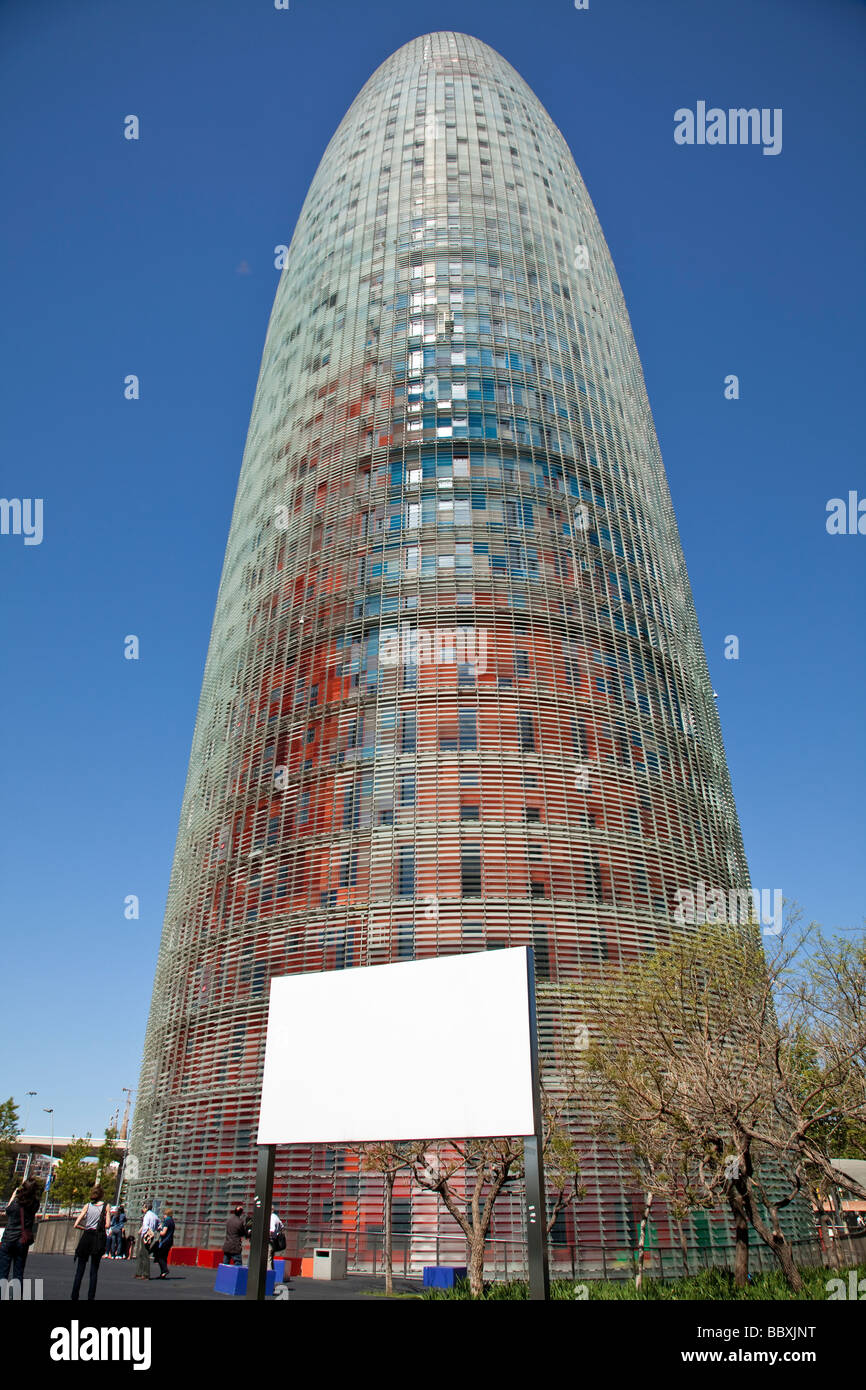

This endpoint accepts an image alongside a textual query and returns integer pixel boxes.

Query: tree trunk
[731,1202,750,1287]
[769,1231,804,1291]
[383,1171,394,1297]
[742,1186,804,1293]
[767,1201,804,1291]
[675,1216,690,1276]
[635,1192,653,1293]
[724,1185,752,1287]
[468,1234,486,1298]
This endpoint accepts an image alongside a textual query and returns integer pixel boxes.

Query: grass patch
[361,1289,425,1299]
[421,1264,866,1300]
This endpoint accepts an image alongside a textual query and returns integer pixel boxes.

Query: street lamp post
[22,1091,37,1133]
[42,1108,54,1210]
[21,1092,37,1179]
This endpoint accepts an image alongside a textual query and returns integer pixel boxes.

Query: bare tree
[541,1096,586,1235]
[635,1190,653,1293]
[409,1096,582,1298]
[352,1142,415,1295]
[578,920,866,1290]
[784,930,866,1176]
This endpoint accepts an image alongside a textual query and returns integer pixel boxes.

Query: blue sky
[1,0,863,1139]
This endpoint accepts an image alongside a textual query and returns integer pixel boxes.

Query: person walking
[0,1179,41,1284]
[151,1207,175,1279]
[222,1203,247,1265]
[135,1200,158,1279]
[70,1184,111,1300]
[109,1204,126,1258]
[268,1208,285,1270]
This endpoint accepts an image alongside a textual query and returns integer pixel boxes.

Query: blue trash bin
[215,1263,276,1296]
[422,1266,467,1289]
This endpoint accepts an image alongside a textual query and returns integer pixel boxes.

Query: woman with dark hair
[151,1207,175,1279]
[0,1179,41,1283]
[70,1183,111,1300]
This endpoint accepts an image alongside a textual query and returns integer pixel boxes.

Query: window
[397,922,414,959]
[333,927,354,971]
[342,785,357,829]
[586,854,603,901]
[398,849,415,898]
[518,712,535,751]
[531,928,551,979]
[401,713,416,753]
[392,1199,411,1234]
[460,802,480,821]
[400,775,415,806]
[461,845,481,896]
[525,806,541,822]
[458,708,477,750]
[339,851,358,887]
[563,641,581,686]
[515,649,529,677]
[571,718,587,757]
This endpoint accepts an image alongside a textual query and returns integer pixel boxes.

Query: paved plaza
[17,1255,424,1302]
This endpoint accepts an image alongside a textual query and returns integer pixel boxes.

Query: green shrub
[421,1264,866,1301]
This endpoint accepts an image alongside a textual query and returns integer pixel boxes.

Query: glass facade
[129,32,773,1269]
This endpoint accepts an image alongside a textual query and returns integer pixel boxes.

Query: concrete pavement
[15,1254,425,1301]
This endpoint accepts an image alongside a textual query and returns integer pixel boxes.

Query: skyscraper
[130,31,754,1267]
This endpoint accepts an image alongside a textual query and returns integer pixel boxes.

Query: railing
[277,1228,866,1283]
[127,1219,866,1284]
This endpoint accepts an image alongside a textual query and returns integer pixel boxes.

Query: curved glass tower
[130,32,753,1267]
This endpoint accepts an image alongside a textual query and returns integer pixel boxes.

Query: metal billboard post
[245,1143,276,1300]
[524,947,550,1301]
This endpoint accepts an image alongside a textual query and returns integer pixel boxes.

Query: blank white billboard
[257,946,535,1144]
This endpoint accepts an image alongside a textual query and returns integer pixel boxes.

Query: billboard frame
[245,947,549,1301]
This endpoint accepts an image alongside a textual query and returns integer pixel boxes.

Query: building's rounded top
[370,30,528,87]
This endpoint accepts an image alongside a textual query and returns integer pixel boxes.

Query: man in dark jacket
[222,1204,248,1265]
